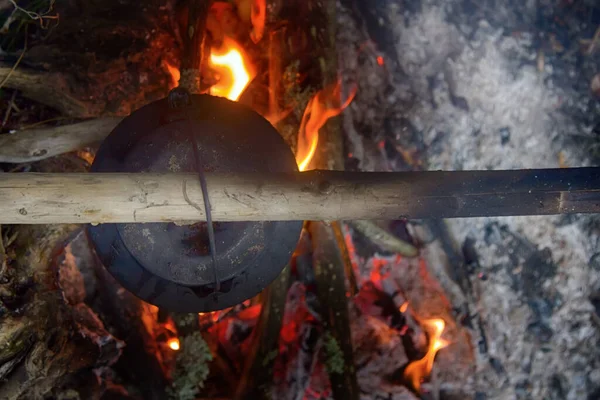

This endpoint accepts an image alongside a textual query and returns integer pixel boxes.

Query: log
[234,265,291,400]
[0,63,98,117]
[309,221,360,400]
[0,168,598,224]
[0,118,120,163]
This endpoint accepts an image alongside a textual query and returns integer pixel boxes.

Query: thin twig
[7,0,59,30]
[588,25,600,55]
[0,23,28,90]
[350,220,419,257]
[18,117,68,130]
[0,47,26,90]
[0,225,5,273]
[2,90,18,128]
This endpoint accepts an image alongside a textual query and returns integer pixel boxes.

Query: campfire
[149,2,453,397]
[1,0,599,400]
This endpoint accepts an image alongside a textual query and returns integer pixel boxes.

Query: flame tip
[296,81,356,170]
[403,317,448,392]
[209,38,255,101]
[167,337,180,351]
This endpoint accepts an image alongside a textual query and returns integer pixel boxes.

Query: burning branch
[178,0,212,93]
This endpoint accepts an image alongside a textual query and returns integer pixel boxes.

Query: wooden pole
[0,168,598,224]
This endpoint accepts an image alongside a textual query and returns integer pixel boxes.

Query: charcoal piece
[499,127,511,145]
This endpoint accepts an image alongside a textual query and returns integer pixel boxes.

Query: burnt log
[309,221,360,400]
[0,225,123,400]
[235,265,291,400]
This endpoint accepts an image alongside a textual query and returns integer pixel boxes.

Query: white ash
[337,0,600,399]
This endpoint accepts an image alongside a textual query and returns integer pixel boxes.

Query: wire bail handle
[168,88,221,294]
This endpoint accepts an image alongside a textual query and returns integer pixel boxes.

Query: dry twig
[0,31,26,90]
[7,0,59,29]
[351,220,418,257]
[1,90,18,128]
[588,26,600,55]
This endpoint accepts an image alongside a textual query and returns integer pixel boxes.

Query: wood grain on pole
[0,168,598,224]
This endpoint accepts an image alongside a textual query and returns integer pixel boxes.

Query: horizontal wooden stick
[0,168,598,224]
[0,118,120,163]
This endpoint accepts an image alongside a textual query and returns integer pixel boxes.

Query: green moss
[283,60,315,120]
[169,332,213,400]
[172,313,198,329]
[322,331,345,375]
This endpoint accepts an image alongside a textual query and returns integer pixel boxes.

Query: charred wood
[235,265,291,400]
[309,221,359,400]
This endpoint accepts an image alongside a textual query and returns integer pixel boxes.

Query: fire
[400,302,409,313]
[164,60,180,90]
[199,311,222,323]
[209,37,256,101]
[167,337,180,351]
[296,81,357,171]
[250,0,266,43]
[403,318,449,392]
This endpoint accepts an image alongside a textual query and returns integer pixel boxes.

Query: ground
[337,0,600,398]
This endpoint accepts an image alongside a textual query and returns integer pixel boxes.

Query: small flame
[164,60,180,90]
[296,81,357,171]
[167,337,180,351]
[403,318,449,392]
[210,37,256,101]
[250,0,266,43]
[400,302,409,313]
[199,311,222,323]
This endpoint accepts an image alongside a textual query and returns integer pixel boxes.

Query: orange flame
[209,37,256,101]
[400,302,409,313]
[199,311,222,323]
[167,337,180,351]
[403,318,449,392]
[164,60,180,90]
[250,0,266,43]
[296,81,357,171]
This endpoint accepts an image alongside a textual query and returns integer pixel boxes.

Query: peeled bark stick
[0,118,121,163]
[0,168,598,224]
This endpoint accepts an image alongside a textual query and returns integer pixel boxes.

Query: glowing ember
[296,80,357,171]
[199,311,222,323]
[167,337,180,351]
[400,302,409,313]
[209,37,255,101]
[250,0,266,43]
[403,318,449,392]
